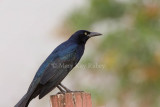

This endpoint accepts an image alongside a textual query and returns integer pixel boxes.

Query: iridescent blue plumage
[15,30,102,107]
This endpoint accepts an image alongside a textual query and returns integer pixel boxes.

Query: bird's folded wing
[39,51,77,85]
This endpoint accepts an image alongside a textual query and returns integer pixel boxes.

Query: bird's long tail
[14,93,31,107]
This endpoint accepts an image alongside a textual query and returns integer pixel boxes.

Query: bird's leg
[59,83,71,92]
[57,85,65,93]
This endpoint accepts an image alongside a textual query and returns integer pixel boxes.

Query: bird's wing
[26,43,79,99]
[26,42,72,93]
[39,53,77,99]
[26,51,59,94]
[39,49,77,85]
[38,49,78,99]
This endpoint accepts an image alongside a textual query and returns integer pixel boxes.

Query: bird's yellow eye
[84,32,88,36]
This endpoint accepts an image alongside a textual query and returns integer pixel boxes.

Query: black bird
[15,30,102,107]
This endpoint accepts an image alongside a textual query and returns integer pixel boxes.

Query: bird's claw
[57,91,65,94]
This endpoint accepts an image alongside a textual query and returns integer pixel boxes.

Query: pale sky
[0,0,85,106]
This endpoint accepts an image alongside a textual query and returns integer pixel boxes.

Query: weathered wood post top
[50,92,92,107]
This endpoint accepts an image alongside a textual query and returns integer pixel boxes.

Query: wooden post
[50,92,92,107]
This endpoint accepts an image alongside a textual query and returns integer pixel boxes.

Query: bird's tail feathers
[14,93,31,107]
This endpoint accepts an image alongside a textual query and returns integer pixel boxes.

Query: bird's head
[68,30,102,44]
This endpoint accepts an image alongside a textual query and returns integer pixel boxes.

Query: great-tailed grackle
[15,30,102,107]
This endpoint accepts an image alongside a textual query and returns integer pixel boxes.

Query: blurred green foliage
[62,0,160,107]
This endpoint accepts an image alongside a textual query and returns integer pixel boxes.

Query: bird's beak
[88,32,102,37]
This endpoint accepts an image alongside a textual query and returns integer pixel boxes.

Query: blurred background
[1,0,160,107]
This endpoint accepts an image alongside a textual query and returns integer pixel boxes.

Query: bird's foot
[69,91,84,93]
[57,90,85,94]
[57,91,65,94]
[65,88,72,93]
[57,85,65,93]
[59,83,72,92]
[65,91,84,93]
[73,91,84,92]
